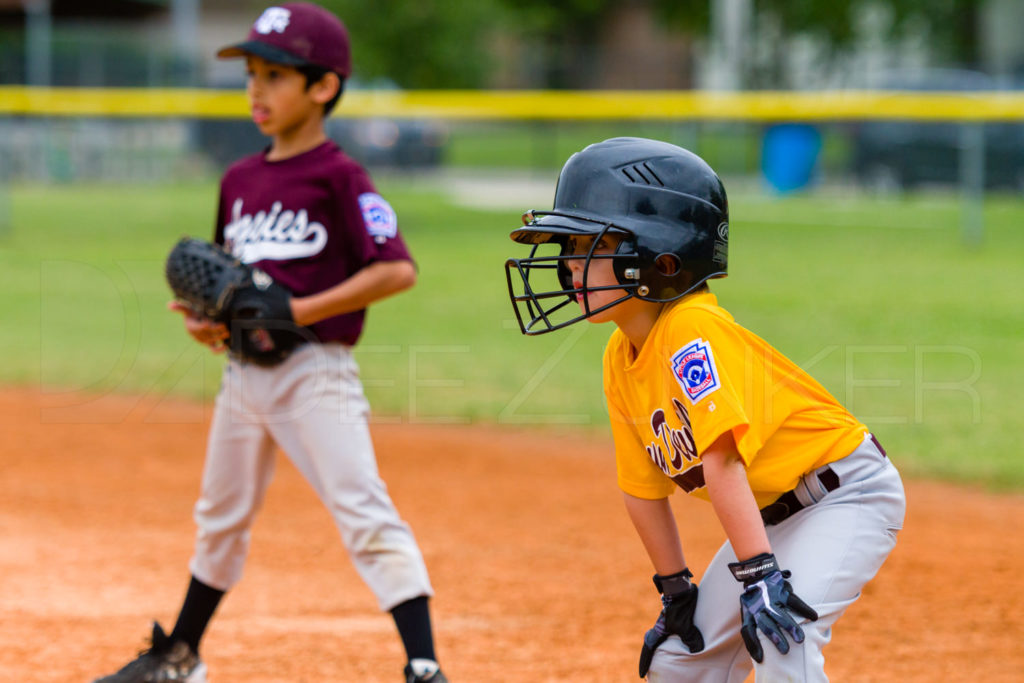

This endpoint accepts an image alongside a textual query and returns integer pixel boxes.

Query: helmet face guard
[504,216,638,335]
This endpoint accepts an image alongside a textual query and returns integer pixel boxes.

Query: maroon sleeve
[343,170,413,265]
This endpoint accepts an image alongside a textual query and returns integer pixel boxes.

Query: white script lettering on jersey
[254,7,290,35]
[223,198,328,263]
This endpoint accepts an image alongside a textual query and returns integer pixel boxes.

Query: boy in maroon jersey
[92,4,447,682]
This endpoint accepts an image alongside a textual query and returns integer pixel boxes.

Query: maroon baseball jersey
[214,140,412,345]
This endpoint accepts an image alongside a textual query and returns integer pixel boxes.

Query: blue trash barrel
[761,124,822,193]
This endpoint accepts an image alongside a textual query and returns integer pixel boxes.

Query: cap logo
[254,7,291,35]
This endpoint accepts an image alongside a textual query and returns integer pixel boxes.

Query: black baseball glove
[729,552,819,664]
[638,568,704,678]
[164,236,308,366]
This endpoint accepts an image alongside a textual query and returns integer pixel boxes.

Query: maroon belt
[760,435,887,526]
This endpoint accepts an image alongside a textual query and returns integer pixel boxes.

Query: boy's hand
[639,568,704,678]
[729,553,818,663]
[168,300,229,352]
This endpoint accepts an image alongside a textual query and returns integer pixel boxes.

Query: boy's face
[245,55,325,137]
[565,233,630,323]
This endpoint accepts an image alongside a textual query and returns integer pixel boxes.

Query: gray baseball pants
[648,433,905,682]
[188,343,433,611]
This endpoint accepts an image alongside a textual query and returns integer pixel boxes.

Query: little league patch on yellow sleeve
[671,338,721,404]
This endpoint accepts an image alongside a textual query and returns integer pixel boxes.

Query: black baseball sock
[390,595,437,662]
[170,576,225,653]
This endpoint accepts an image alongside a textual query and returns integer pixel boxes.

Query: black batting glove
[728,553,819,664]
[638,568,704,678]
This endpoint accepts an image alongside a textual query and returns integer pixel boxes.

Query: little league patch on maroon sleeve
[358,192,398,244]
[671,338,721,404]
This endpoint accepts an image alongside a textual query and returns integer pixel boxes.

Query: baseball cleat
[92,622,207,683]
[404,659,449,683]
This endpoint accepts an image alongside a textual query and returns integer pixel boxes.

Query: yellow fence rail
[3,86,1024,121]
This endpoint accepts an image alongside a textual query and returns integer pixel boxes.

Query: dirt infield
[1,387,1020,682]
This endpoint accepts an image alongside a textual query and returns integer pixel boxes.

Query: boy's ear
[310,71,341,106]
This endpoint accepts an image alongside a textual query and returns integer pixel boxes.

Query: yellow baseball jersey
[603,291,867,507]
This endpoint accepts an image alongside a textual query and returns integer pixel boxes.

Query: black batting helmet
[505,137,729,335]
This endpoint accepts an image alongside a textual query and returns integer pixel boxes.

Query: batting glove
[638,568,704,678]
[729,553,819,663]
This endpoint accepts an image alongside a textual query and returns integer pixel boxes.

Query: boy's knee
[647,636,751,682]
[753,627,827,683]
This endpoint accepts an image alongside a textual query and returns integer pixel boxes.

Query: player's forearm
[290,259,416,326]
[622,492,689,575]
[702,433,771,561]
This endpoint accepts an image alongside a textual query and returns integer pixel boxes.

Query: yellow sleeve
[663,310,759,466]
[604,356,676,500]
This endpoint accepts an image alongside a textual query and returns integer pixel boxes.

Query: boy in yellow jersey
[504,137,905,682]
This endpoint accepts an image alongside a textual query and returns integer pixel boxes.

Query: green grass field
[1,179,1020,489]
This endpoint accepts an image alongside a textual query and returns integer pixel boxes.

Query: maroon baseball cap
[217,3,351,77]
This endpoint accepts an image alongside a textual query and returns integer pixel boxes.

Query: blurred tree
[319,0,509,88]
[316,0,984,89]
[509,0,987,86]
[494,0,610,87]
[756,0,982,66]
[888,0,982,67]
[493,0,708,88]
[503,0,709,37]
